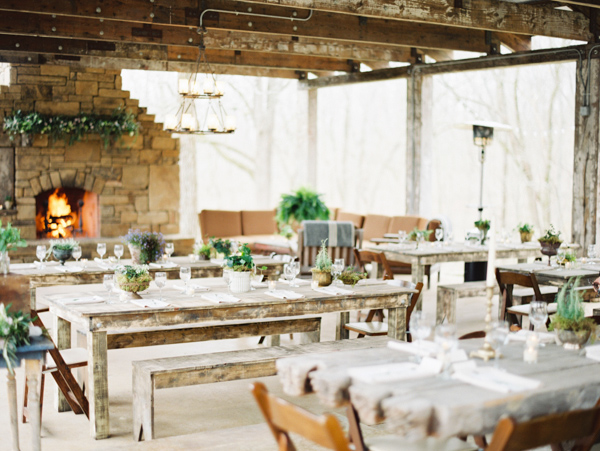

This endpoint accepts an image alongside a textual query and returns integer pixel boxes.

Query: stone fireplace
[0,64,181,240]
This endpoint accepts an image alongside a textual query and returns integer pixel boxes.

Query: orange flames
[45,189,75,238]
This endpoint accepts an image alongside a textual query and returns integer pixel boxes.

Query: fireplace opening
[35,188,99,239]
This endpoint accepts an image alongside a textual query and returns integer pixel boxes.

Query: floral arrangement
[194,242,212,260]
[312,240,332,273]
[408,227,433,241]
[474,219,491,231]
[122,229,165,264]
[339,267,367,286]
[0,220,27,253]
[0,304,43,374]
[538,225,562,245]
[225,244,254,272]
[47,238,79,254]
[3,109,140,148]
[549,277,595,333]
[114,264,152,292]
[209,237,232,257]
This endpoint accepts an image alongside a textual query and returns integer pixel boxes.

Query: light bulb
[216,81,225,96]
[203,78,215,95]
[165,114,178,130]
[207,114,219,131]
[178,79,189,95]
[181,114,196,131]
[225,115,236,131]
[191,80,202,96]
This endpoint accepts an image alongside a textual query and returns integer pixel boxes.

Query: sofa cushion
[199,210,242,239]
[336,211,365,229]
[388,215,428,234]
[241,210,277,236]
[362,214,392,241]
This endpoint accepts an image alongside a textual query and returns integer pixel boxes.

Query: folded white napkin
[388,339,440,357]
[508,330,557,344]
[94,258,113,270]
[56,295,105,305]
[585,344,600,361]
[251,281,268,288]
[56,265,83,273]
[386,280,410,287]
[201,292,241,304]
[453,366,541,393]
[278,278,311,286]
[265,290,305,300]
[312,286,354,296]
[129,299,171,309]
[149,262,178,269]
[172,284,210,292]
[348,358,443,384]
[34,260,59,267]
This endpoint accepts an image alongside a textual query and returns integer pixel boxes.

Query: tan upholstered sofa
[198,209,279,249]
[334,211,429,243]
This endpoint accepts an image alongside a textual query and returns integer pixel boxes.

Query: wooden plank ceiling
[0,0,594,79]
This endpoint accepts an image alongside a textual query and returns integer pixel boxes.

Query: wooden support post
[87,331,109,440]
[307,88,318,187]
[406,70,433,215]
[572,56,600,249]
[53,316,71,412]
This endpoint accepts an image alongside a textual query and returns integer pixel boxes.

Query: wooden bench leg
[264,335,281,346]
[132,368,154,441]
[336,312,350,340]
[436,287,459,325]
[299,320,321,344]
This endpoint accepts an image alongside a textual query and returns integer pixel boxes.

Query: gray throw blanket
[303,221,355,247]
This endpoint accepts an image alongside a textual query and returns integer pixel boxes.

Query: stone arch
[29,171,107,196]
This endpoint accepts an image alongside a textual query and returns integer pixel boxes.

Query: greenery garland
[0,304,41,375]
[2,108,140,148]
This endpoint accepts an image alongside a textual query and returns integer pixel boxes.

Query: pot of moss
[194,242,212,261]
[311,240,332,287]
[474,219,491,245]
[549,276,596,350]
[408,227,433,249]
[225,244,254,293]
[538,225,562,266]
[48,238,79,265]
[517,222,534,243]
[115,264,152,300]
[276,187,330,232]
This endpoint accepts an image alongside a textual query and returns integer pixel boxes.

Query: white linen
[453,366,541,393]
[508,330,557,344]
[348,358,443,384]
[312,286,354,296]
[388,339,441,357]
[53,295,105,305]
[55,265,83,273]
[201,292,241,304]
[172,284,210,292]
[129,299,171,309]
[278,278,311,286]
[265,290,305,300]
[34,260,59,267]
[251,281,268,288]
[149,262,178,269]
[93,258,113,270]
[585,344,600,361]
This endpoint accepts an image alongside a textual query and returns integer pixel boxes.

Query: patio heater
[473,124,494,221]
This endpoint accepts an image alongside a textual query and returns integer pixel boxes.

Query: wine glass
[487,321,510,368]
[588,244,597,264]
[114,244,124,263]
[165,243,174,261]
[103,274,115,304]
[332,258,344,286]
[398,230,407,243]
[284,263,295,286]
[529,300,548,335]
[408,311,433,362]
[435,228,444,244]
[180,266,191,294]
[155,272,167,302]
[36,245,47,270]
[434,323,458,378]
[97,243,106,260]
[72,245,82,263]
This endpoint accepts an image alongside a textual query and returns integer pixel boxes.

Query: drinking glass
[97,243,106,260]
[103,274,115,304]
[72,245,82,263]
[435,228,444,243]
[487,321,510,368]
[434,324,458,378]
[155,272,167,302]
[165,243,175,261]
[180,266,191,294]
[36,245,46,269]
[332,258,345,286]
[398,230,407,243]
[284,263,295,286]
[588,244,597,263]
[408,311,433,362]
[114,244,124,263]
[529,301,548,334]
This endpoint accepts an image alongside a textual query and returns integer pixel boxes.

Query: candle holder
[470,286,496,361]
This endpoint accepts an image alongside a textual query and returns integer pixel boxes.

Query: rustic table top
[277,336,600,439]
[496,261,599,286]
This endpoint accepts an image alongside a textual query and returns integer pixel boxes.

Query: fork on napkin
[278,278,311,286]
[149,262,178,269]
[129,299,171,309]
[312,286,354,296]
[201,292,241,304]
[54,295,105,305]
[265,290,305,300]
[56,265,84,273]
[94,258,113,270]
[173,284,210,293]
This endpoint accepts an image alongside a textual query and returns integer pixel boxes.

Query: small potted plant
[225,244,254,293]
[549,276,596,350]
[114,264,152,299]
[517,223,534,243]
[209,237,232,259]
[4,196,13,210]
[47,238,79,265]
[311,240,332,287]
[0,220,27,275]
[339,267,367,287]
[276,187,330,232]
[122,229,165,264]
[408,227,433,249]
[194,242,212,261]
[0,304,42,374]
[474,219,491,245]
[538,225,562,266]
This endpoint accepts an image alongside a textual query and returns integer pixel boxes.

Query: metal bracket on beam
[410,48,423,64]
[347,60,360,72]
[296,71,307,80]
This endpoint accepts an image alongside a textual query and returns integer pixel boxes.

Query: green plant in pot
[276,187,330,232]
[4,196,13,210]
[0,221,27,275]
[339,267,367,287]
[538,225,562,266]
[47,238,79,265]
[549,276,596,350]
[194,242,212,261]
[114,264,152,299]
[225,244,254,293]
[517,223,534,243]
[209,237,232,259]
[311,240,332,287]
[408,227,433,249]
[474,219,491,245]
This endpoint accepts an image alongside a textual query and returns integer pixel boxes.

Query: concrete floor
[0,262,517,450]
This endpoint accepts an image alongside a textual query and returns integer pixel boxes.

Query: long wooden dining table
[38,278,415,439]
[277,336,600,440]
[496,261,599,287]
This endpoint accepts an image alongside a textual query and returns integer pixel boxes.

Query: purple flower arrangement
[122,229,165,264]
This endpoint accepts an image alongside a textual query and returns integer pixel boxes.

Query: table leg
[265,335,281,346]
[25,359,42,451]
[7,371,20,451]
[411,262,425,310]
[387,306,407,341]
[87,330,109,440]
[436,286,457,325]
[336,312,350,340]
[53,316,72,412]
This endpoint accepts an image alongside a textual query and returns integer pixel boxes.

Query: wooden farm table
[277,337,600,440]
[38,278,414,439]
[496,261,599,287]
[9,256,284,309]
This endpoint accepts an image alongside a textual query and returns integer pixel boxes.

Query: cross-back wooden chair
[495,269,544,328]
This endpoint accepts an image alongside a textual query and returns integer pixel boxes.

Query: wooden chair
[495,269,549,329]
[458,330,486,340]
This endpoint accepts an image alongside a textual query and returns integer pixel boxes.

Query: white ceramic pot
[229,271,251,293]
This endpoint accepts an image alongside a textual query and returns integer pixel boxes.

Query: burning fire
[46,189,75,238]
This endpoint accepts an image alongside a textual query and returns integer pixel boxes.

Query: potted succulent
[311,240,332,287]
[474,219,491,245]
[122,229,165,264]
[114,264,152,299]
[517,223,534,243]
[339,267,367,287]
[47,238,79,265]
[276,187,330,232]
[4,196,13,210]
[549,276,596,350]
[0,221,27,275]
[209,237,232,259]
[538,225,562,266]
[194,242,212,261]
[225,244,254,293]
[408,227,433,248]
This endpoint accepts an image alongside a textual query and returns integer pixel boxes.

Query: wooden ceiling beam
[495,33,533,53]
[0,0,589,41]
[549,1,600,9]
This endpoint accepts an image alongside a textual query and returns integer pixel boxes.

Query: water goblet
[588,244,597,264]
[409,311,433,362]
[283,263,295,286]
[434,323,458,378]
[114,244,124,263]
[155,272,167,302]
[487,321,510,368]
[165,243,174,261]
[529,301,548,339]
[72,245,82,263]
[97,243,106,260]
[180,266,191,295]
[398,230,407,243]
[435,228,444,244]
[36,245,47,270]
[332,258,345,286]
[103,274,116,304]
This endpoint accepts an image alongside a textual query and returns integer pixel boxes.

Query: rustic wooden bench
[436,280,557,324]
[132,337,389,441]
